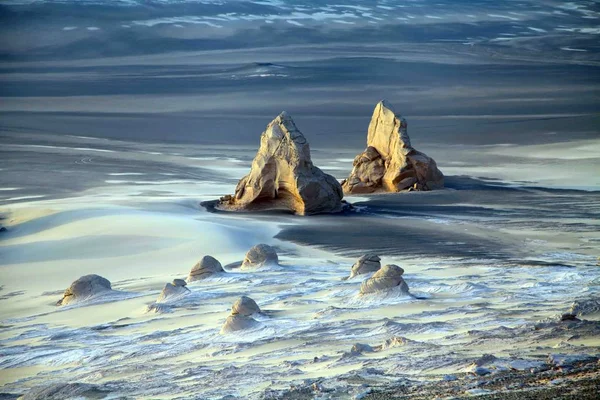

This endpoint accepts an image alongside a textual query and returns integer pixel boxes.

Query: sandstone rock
[217,112,344,215]
[569,298,600,317]
[232,296,261,316]
[172,279,187,287]
[342,101,444,194]
[220,314,259,333]
[187,255,224,282]
[156,279,190,303]
[350,343,374,355]
[56,274,112,306]
[241,244,279,269]
[220,296,261,333]
[378,336,410,350]
[359,264,409,295]
[348,253,381,279]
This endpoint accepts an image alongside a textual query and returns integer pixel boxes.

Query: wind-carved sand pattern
[0,125,599,398]
[1,0,600,398]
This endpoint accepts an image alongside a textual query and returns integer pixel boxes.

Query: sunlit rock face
[241,244,279,269]
[217,112,344,215]
[187,255,224,282]
[342,101,444,194]
[359,264,410,295]
[56,274,112,306]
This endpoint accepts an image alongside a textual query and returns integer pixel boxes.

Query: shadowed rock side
[241,244,279,269]
[221,296,261,333]
[56,274,112,306]
[359,264,409,295]
[187,255,224,282]
[342,101,444,194]
[217,112,344,215]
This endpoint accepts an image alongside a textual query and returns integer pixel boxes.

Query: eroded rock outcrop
[221,296,261,333]
[217,112,344,215]
[569,298,600,317]
[342,101,444,194]
[359,264,409,295]
[156,279,190,303]
[347,253,381,279]
[187,255,224,282]
[241,244,279,269]
[56,274,112,306]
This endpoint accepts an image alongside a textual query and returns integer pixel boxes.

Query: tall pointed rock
[342,101,444,193]
[218,112,344,215]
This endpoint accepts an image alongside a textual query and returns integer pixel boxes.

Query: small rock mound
[342,101,444,194]
[156,279,190,303]
[348,253,381,279]
[569,298,600,317]
[359,264,409,295]
[216,112,344,215]
[232,295,261,316]
[187,255,224,282]
[56,274,112,306]
[221,296,261,333]
[241,244,279,269]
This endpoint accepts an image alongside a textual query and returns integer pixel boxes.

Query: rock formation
[217,112,344,215]
[359,264,409,295]
[232,295,261,315]
[241,244,279,269]
[569,298,600,317]
[347,253,381,279]
[221,296,261,333]
[156,279,190,303]
[187,255,224,282]
[342,101,444,194]
[56,274,112,306]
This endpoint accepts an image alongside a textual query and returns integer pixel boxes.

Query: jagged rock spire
[342,101,444,194]
[218,112,344,215]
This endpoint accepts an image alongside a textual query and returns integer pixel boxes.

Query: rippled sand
[1,133,599,398]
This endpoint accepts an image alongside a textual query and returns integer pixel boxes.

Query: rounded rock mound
[232,296,261,316]
[359,264,409,295]
[187,255,224,282]
[241,244,279,269]
[220,296,261,333]
[348,253,381,279]
[56,274,112,306]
